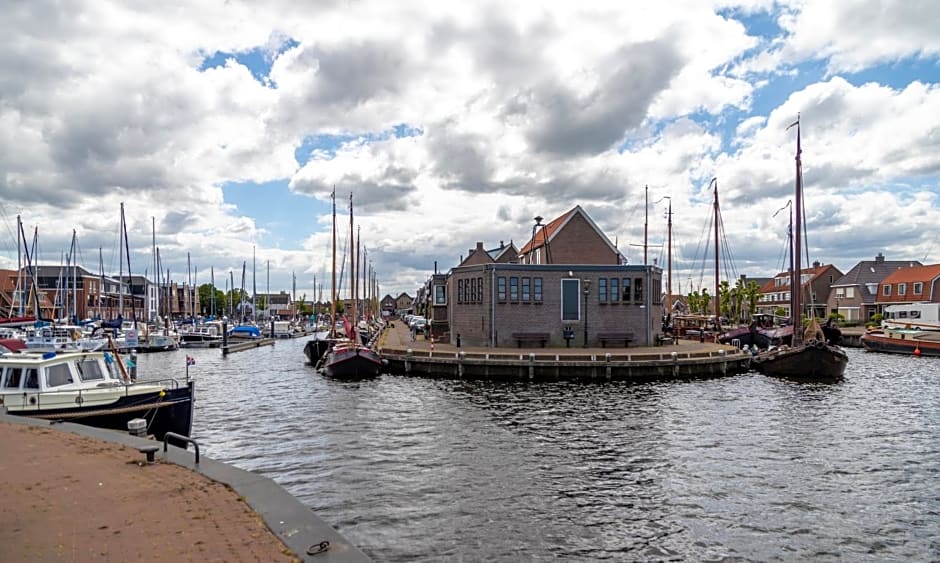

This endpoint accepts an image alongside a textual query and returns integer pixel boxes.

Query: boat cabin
[0,351,127,411]
[881,303,940,330]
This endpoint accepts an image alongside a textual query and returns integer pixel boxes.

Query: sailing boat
[303,191,339,364]
[751,116,848,382]
[319,192,383,378]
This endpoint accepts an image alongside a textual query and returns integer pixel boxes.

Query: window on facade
[509,277,519,301]
[610,277,619,302]
[497,277,507,301]
[470,278,476,303]
[477,277,483,302]
[622,278,631,302]
[883,284,891,296]
[534,277,543,302]
[457,279,464,304]
[561,279,580,321]
[521,277,531,301]
[898,283,907,296]
[634,278,644,302]
[435,285,446,305]
[835,289,845,299]
[913,282,923,294]
[598,278,607,302]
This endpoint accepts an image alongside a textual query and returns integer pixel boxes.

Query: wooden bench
[511,332,550,348]
[655,334,674,346]
[597,331,634,347]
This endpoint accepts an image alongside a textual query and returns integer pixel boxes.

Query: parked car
[409,316,427,331]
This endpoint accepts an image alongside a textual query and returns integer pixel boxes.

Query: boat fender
[814,339,826,350]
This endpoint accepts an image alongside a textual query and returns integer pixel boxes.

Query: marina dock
[377,321,751,380]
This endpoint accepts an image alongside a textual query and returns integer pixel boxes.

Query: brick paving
[0,421,300,562]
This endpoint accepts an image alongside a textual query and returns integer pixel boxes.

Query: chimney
[813,260,821,268]
[875,252,885,262]
[500,240,504,249]
[476,241,484,252]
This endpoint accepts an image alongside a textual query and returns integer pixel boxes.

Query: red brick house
[756,261,843,320]
[827,253,921,322]
[876,264,940,305]
[447,206,662,347]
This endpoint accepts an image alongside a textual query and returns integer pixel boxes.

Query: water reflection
[136,343,940,561]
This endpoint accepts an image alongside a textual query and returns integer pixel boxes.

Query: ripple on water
[136,343,940,561]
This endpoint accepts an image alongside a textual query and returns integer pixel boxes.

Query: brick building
[446,206,662,347]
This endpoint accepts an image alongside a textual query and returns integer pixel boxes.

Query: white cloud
[0,0,938,299]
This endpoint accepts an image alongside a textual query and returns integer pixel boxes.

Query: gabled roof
[518,205,620,259]
[519,208,577,255]
[880,263,940,285]
[487,241,518,263]
[832,256,922,287]
[758,263,835,293]
[395,292,413,301]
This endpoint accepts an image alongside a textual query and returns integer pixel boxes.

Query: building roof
[519,208,577,255]
[518,205,621,261]
[831,254,922,303]
[487,241,518,263]
[877,263,940,303]
[758,263,835,293]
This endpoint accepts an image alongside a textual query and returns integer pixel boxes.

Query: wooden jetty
[378,321,751,381]
[221,338,276,356]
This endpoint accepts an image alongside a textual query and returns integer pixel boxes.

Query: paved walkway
[0,420,301,562]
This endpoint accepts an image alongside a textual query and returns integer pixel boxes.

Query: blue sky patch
[199,37,300,87]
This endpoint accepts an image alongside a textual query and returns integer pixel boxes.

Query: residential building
[394,292,414,315]
[756,261,843,320]
[447,206,662,347]
[827,253,922,321]
[876,263,940,307]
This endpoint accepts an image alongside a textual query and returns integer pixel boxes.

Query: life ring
[814,339,826,350]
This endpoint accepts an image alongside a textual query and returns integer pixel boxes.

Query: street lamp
[835,296,841,318]
[582,278,591,347]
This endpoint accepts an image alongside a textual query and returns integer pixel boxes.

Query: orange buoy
[914,346,921,356]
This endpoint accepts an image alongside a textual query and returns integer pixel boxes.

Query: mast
[229,270,235,318]
[666,197,673,315]
[643,184,649,265]
[211,266,216,318]
[252,245,257,324]
[330,188,337,336]
[789,114,803,346]
[118,203,125,317]
[99,247,105,319]
[711,178,721,332]
[120,203,136,325]
[152,218,156,321]
[16,215,23,316]
[186,252,192,319]
[349,192,357,328]
[266,260,270,321]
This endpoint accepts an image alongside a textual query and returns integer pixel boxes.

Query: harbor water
[138,340,940,561]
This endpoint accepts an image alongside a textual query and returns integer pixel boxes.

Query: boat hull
[304,337,333,364]
[752,342,848,382]
[861,331,940,357]
[6,382,195,444]
[322,346,383,379]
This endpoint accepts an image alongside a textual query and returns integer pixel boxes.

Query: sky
[1,0,939,302]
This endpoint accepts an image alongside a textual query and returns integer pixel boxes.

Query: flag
[186,355,196,366]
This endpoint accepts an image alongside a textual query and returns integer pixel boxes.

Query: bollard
[129,350,138,381]
[456,333,461,348]
[127,418,147,437]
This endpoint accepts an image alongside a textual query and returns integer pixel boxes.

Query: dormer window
[883,284,892,297]
[913,282,923,294]
[898,283,906,296]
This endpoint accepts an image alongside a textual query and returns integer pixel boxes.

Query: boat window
[46,363,73,387]
[911,311,921,319]
[77,357,105,381]
[24,369,39,389]
[898,311,908,319]
[3,367,23,389]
